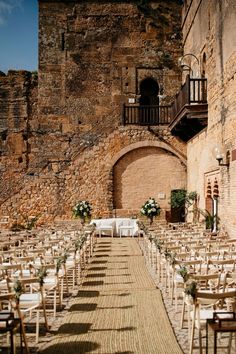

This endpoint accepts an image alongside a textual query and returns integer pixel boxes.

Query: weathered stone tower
[0,0,186,224]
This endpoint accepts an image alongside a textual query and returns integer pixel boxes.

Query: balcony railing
[123,104,171,126]
[122,76,207,129]
[170,75,207,122]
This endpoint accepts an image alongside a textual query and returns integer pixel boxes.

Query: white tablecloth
[91,218,139,236]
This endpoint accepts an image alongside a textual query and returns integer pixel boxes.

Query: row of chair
[138,222,236,354]
[0,223,96,353]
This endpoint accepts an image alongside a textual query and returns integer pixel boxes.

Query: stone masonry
[0,0,187,226]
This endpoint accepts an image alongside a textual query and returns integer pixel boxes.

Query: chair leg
[198,327,203,354]
[36,310,39,344]
[180,300,185,328]
[175,287,178,312]
[53,290,56,318]
[171,281,175,305]
[189,306,196,354]
[16,306,29,354]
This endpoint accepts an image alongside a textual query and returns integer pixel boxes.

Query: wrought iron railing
[123,105,171,125]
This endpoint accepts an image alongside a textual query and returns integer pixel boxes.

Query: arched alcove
[113,146,186,211]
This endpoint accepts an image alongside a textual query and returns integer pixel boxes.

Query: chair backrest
[207,259,236,273]
[195,289,236,302]
[191,273,222,291]
[0,264,23,278]
[179,259,203,274]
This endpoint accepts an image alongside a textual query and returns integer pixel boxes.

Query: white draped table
[91,218,139,237]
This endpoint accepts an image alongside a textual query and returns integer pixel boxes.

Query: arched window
[205,179,212,214]
[139,78,159,124]
[201,52,206,78]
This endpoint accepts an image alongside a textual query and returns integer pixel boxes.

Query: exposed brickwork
[113,146,186,210]
[184,0,236,237]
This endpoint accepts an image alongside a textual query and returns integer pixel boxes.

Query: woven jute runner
[39,237,183,354]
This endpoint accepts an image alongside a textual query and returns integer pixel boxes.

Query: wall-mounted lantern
[213,145,230,167]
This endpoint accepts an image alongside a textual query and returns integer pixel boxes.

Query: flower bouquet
[140,197,161,225]
[73,200,92,224]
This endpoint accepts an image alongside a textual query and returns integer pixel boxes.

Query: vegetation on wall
[170,190,198,221]
[170,190,197,209]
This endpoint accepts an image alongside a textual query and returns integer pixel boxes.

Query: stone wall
[0,127,186,225]
[37,0,183,163]
[184,0,236,236]
[0,70,38,203]
[0,1,187,226]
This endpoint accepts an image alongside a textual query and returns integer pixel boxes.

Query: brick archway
[111,141,186,214]
[111,140,187,167]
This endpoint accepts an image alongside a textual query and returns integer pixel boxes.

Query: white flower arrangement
[140,198,161,220]
[73,200,92,220]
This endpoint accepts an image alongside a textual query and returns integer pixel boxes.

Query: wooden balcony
[169,75,208,141]
[123,105,171,126]
[122,76,208,141]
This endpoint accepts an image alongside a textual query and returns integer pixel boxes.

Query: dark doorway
[139,78,159,124]
[170,189,186,223]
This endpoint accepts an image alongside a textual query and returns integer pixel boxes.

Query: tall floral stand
[80,217,85,226]
[148,216,154,226]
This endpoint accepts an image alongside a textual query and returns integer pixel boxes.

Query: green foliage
[197,209,220,231]
[188,191,197,202]
[73,200,92,220]
[177,265,189,283]
[56,257,63,274]
[153,238,164,253]
[75,235,87,251]
[37,267,48,286]
[164,249,177,264]
[24,215,39,230]
[184,281,198,299]
[170,190,187,209]
[170,190,197,209]
[13,280,23,302]
[140,198,161,219]
[56,250,69,273]
[147,233,154,242]
[169,252,177,266]
[31,70,38,78]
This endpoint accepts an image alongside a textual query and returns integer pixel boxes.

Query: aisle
[40,238,183,354]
